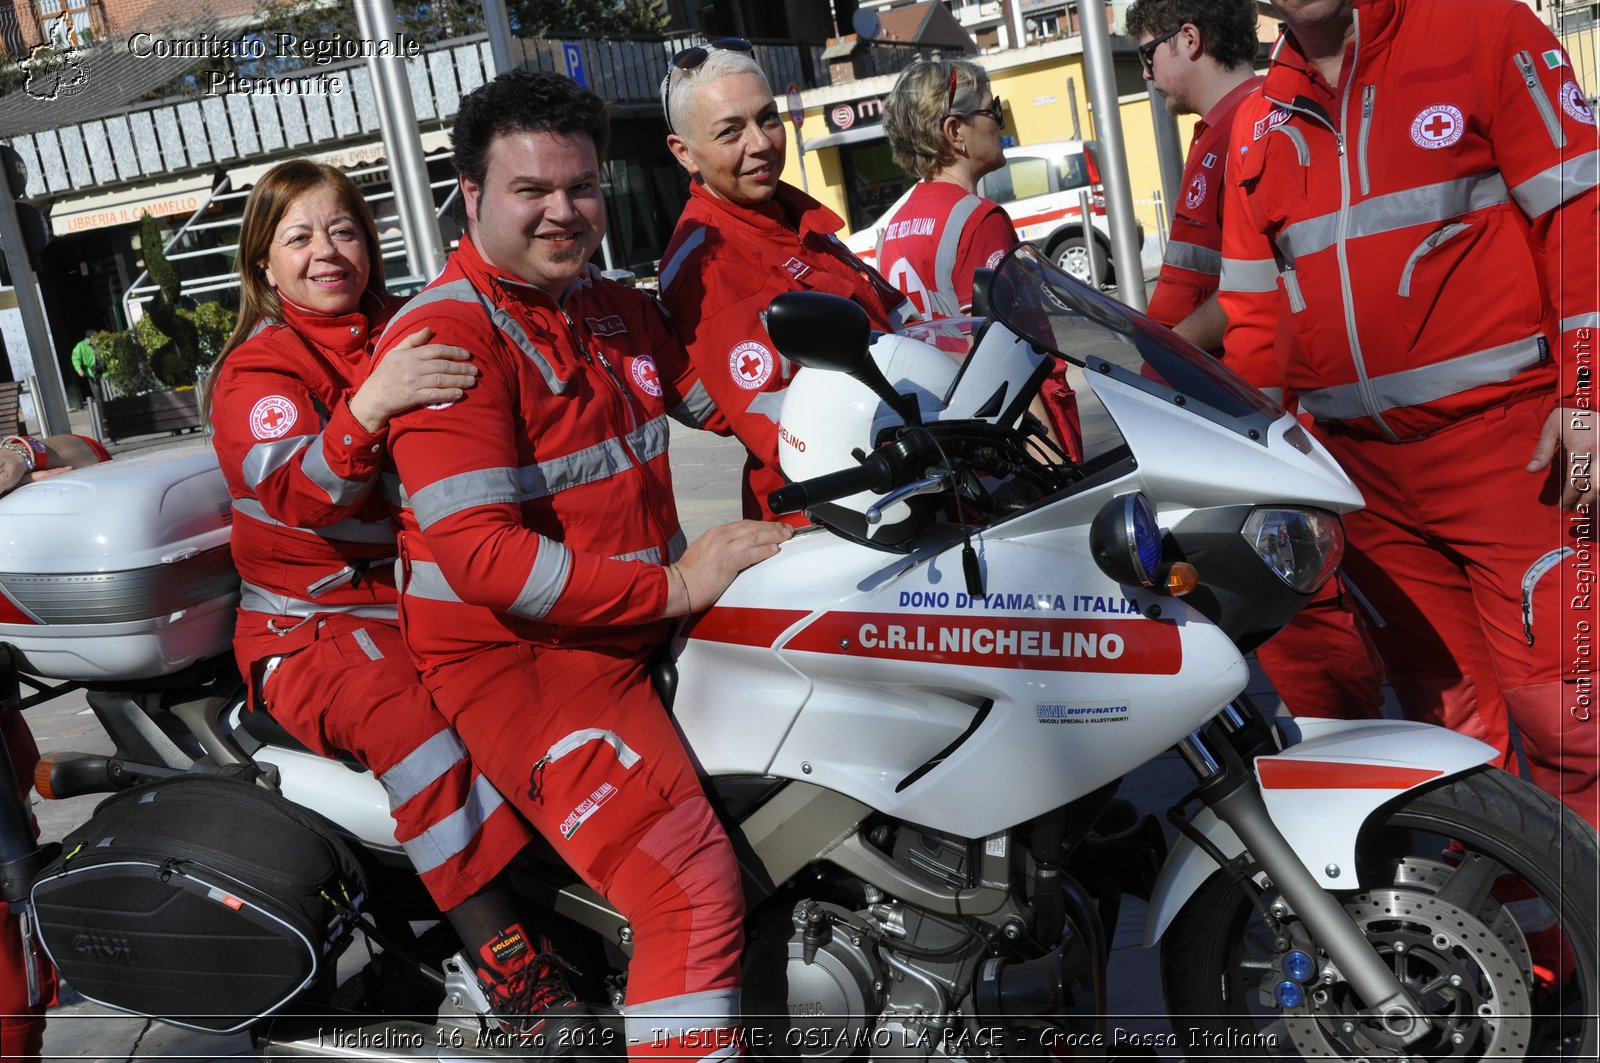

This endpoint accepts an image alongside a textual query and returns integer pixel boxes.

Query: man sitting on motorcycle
[374,70,793,1061]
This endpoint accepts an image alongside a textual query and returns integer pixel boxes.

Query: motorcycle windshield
[988,243,1282,447]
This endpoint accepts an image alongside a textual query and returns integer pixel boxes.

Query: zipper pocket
[1514,51,1567,149]
[1398,222,1473,296]
[1281,266,1308,313]
[1357,85,1375,196]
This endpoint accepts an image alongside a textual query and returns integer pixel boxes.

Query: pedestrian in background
[1128,0,1386,722]
[69,328,99,408]
[657,39,912,523]
[1218,0,1599,828]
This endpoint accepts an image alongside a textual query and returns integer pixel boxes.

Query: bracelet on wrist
[0,435,46,473]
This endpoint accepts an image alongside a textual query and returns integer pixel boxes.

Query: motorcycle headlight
[1241,507,1344,593]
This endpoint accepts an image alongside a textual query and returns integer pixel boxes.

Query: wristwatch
[0,435,47,473]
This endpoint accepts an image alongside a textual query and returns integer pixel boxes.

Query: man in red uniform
[1,433,109,1061]
[1218,0,1600,828]
[376,71,791,1060]
[657,43,912,522]
[1129,0,1386,722]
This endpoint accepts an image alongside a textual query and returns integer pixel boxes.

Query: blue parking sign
[564,44,587,87]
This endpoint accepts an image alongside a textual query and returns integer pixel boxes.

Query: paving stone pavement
[23,416,1295,1061]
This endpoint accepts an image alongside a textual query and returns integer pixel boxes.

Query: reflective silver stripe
[669,379,720,429]
[1397,222,1472,298]
[1220,256,1279,293]
[545,728,642,769]
[350,626,384,661]
[403,773,504,874]
[1515,50,1567,150]
[931,194,984,316]
[1356,85,1375,197]
[411,418,669,531]
[244,317,281,342]
[1298,335,1547,421]
[376,279,480,347]
[1162,239,1222,276]
[378,728,468,809]
[746,389,785,424]
[302,437,372,507]
[1271,123,1310,167]
[1563,312,1600,332]
[239,580,399,620]
[489,301,570,394]
[508,540,572,620]
[623,987,742,1045]
[1282,268,1307,313]
[410,466,522,531]
[404,560,462,603]
[1510,150,1600,218]
[1275,171,1509,263]
[305,566,356,599]
[242,436,313,490]
[611,546,664,564]
[666,528,687,563]
[658,225,707,295]
[231,497,396,544]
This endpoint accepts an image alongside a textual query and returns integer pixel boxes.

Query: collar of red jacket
[688,179,846,242]
[1197,74,1266,135]
[1265,0,1401,106]
[278,291,382,356]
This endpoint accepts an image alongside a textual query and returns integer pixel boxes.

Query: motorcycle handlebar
[768,434,933,515]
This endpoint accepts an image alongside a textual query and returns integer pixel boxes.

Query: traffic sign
[787,83,804,130]
[564,43,587,87]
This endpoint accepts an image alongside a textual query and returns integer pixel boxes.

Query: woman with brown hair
[207,161,591,1051]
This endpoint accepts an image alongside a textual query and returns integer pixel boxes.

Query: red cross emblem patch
[729,340,774,390]
[249,395,298,440]
[1410,104,1464,149]
[631,354,662,397]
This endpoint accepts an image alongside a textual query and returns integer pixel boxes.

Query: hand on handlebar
[664,520,795,617]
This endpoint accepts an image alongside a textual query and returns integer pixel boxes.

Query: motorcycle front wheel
[1161,767,1598,1061]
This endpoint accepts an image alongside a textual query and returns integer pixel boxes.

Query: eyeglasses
[1138,27,1182,76]
[944,71,1006,130]
[663,37,754,135]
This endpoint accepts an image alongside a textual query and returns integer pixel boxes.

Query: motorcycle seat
[235,704,368,772]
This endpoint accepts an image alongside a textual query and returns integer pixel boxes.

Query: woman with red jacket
[206,161,587,1049]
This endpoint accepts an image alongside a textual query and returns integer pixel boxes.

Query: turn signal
[1162,562,1199,597]
[34,756,58,800]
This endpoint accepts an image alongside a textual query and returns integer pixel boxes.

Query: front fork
[1178,698,1433,1046]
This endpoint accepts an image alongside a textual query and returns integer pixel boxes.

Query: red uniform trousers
[261,616,535,910]
[1253,577,1387,721]
[423,643,744,1061]
[1,713,55,1063]
[1316,397,1600,829]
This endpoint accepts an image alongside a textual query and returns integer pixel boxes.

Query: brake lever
[865,473,949,525]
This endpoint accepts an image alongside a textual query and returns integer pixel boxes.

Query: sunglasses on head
[1138,27,1182,76]
[664,37,754,135]
[944,71,1005,131]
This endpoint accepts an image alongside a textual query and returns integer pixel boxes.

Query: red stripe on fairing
[1257,759,1444,790]
[683,606,811,648]
[784,612,1182,674]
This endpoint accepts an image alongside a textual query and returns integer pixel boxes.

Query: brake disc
[1280,877,1532,1060]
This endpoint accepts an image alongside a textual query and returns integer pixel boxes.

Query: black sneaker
[477,927,601,1058]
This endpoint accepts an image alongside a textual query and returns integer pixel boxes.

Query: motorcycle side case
[0,445,238,679]
[29,773,366,1034]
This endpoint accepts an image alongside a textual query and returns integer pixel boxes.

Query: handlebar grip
[768,435,929,515]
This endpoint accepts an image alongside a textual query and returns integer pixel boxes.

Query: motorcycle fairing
[1142,717,1500,946]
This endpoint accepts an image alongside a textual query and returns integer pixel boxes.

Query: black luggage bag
[29,772,367,1034]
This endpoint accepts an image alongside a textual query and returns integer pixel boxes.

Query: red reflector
[0,588,38,625]
[1083,145,1103,187]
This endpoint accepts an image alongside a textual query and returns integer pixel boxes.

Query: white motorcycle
[2,244,1593,1061]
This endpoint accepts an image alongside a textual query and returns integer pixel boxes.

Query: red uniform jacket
[875,181,1017,318]
[658,181,912,521]
[1218,0,1598,440]
[1146,75,1264,356]
[377,237,724,667]
[210,295,404,687]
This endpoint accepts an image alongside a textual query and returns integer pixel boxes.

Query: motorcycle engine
[743,900,883,1059]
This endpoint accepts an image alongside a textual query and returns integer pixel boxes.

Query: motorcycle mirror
[970,269,994,319]
[765,292,922,427]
